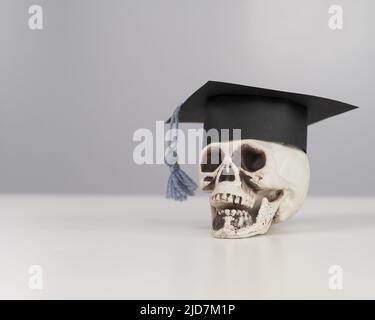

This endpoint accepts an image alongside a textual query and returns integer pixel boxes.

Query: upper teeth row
[211,193,256,208]
[217,209,250,218]
[211,193,242,204]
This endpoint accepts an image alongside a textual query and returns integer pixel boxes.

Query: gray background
[1,0,373,195]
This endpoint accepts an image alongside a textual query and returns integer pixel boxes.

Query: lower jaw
[211,209,260,238]
[210,196,281,238]
[212,225,260,239]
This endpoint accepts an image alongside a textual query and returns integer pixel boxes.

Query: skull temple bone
[199,139,310,238]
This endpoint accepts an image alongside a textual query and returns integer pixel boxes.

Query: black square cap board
[167,80,358,152]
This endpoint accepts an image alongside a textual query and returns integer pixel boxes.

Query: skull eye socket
[200,146,224,172]
[240,144,266,172]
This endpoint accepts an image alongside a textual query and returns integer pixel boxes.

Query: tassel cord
[164,106,197,200]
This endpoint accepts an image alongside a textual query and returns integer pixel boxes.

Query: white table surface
[0,195,374,299]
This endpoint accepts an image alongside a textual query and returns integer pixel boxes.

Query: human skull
[199,139,310,238]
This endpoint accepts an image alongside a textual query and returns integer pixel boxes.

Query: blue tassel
[165,106,197,201]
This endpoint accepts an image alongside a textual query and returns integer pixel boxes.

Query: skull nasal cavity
[219,165,236,182]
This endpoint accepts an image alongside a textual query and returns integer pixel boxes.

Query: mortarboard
[164,81,358,201]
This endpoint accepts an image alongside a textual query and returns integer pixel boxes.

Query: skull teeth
[211,193,243,205]
[217,208,251,220]
[210,192,257,209]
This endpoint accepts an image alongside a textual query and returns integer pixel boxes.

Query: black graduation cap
[164,81,357,201]
[171,80,357,152]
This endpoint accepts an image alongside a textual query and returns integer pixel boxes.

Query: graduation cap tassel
[165,106,197,201]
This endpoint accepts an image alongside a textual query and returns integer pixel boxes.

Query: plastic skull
[199,139,310,238]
